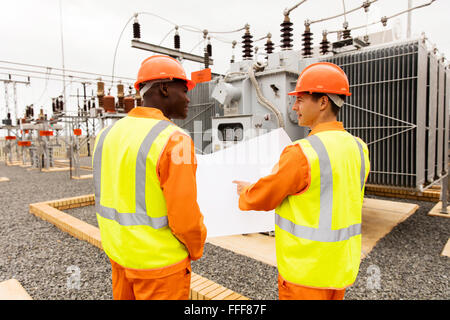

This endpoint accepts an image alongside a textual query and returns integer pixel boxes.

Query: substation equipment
[0,79,139,178]
[130,2,449,214]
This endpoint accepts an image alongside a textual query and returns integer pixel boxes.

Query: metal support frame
[441,171,449,214]
[131,39,214,65]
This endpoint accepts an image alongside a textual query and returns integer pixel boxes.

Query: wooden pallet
[29,195,248,300]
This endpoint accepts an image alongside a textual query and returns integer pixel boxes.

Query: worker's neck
[309,114,338,131]
[142,100,170,118]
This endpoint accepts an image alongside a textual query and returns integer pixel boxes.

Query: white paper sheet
[196,128,293,238]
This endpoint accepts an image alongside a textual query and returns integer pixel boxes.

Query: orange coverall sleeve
[158,132,207,261]
[239,144,311,211]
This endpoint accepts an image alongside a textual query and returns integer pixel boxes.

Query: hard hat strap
[139,79,174,98]
[326,93,345,108]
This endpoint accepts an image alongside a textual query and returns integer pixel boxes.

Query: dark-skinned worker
[93,55,207,300]
[233,62,370,300]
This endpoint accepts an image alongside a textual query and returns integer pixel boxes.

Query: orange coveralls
[238,121,347,300]
[109,107,207,300]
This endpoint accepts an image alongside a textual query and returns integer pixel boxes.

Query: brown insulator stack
[302,22,313,57]
[320,31,330,55]
[342,29,351,39]
[280,15,293,50]
[242,24,253,59]
[342,22,351,39]
[97,81,105,109]
[265,33,274,55]
[117,83,124,110]
[123,96,135,113]
[103,96,116,113]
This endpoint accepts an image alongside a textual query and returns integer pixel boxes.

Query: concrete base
[207,198,419,265]
[428,202,450,218]
[0,279,33,300]
[5,161,23,166]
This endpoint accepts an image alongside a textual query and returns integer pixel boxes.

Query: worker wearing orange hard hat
[233,62,370,300]
[93,55,207,300]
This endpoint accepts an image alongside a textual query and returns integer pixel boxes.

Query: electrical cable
[247,62,285,129]
[0,66,125,84]
[110,15,135,92]
[284,0,309,16]
[0,60,133,81]
[35,68,52,105]
[159,27,176,46]
[342,0,348,24]
[327,0,436,34]
[0,73,132,86]
[310,0,379,25]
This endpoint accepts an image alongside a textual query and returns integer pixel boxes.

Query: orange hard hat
[134,55,196,92]
[288,62,351,97]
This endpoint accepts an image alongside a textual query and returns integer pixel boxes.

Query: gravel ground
[0,161,448,300]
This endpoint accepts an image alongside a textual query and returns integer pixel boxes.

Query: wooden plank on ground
[441,239,450,257]
[72,174,93,180]
[29,196,249,300]
[207,233,277,267]
[0,279,32,300]
[428,202,450,219]
[207,198,419,264]
[0,177,10,182]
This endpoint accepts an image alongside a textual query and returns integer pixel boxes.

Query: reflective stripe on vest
[274,134,366,243]
[93,120,172,228]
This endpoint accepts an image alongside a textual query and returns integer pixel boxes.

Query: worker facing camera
[233,62,370,300]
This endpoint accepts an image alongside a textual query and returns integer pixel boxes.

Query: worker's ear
[319,95,329,111]
[159,82,170,97]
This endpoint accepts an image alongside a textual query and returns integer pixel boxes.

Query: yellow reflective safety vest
[93,117,190,270]
[275,130,370,289]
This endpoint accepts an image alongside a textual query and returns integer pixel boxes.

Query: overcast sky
[1,0,449,122]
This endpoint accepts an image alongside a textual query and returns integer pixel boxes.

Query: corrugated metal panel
[436,61,446,178]
[427,53,438,182]
[173,81,222,153]
[321,40,432,190]
[445,68,450,174]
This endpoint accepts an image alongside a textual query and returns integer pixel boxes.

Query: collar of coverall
[308,121,346,136]
[128,107,172,122]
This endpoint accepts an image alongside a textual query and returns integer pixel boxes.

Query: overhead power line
[0,60,134,81]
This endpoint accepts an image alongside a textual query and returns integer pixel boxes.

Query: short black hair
[310,92,345,116]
